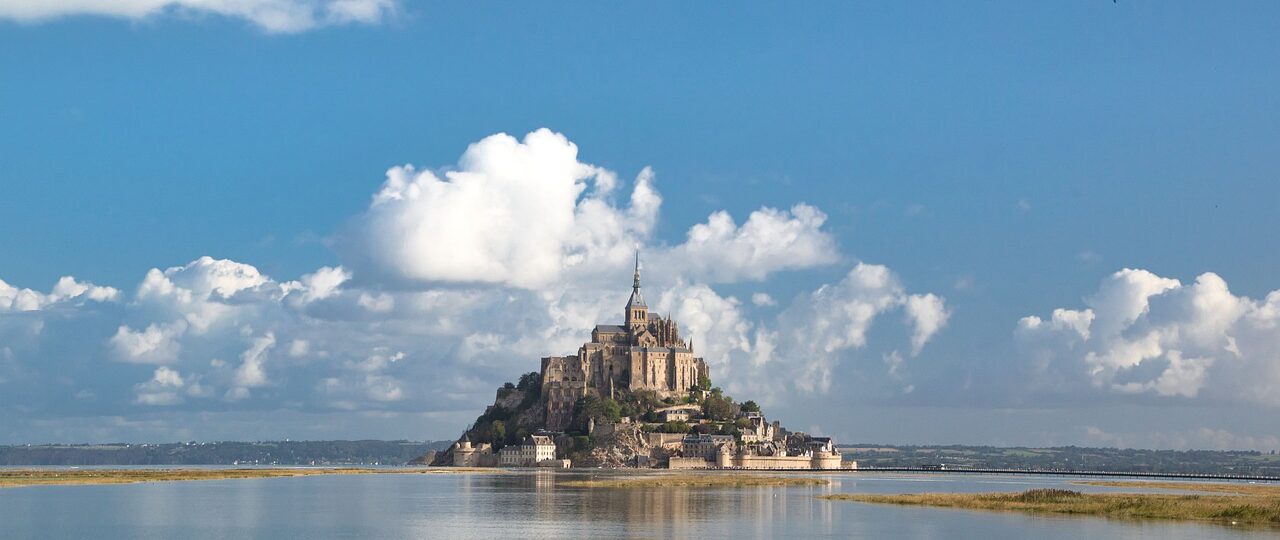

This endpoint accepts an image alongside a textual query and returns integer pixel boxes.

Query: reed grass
[821,486,1280,527]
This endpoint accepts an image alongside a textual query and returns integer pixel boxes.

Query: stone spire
[626,251,646,309]
[632,250,641,292]
[625,250,648,329]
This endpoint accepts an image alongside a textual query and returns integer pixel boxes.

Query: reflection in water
[1,471,1274,539]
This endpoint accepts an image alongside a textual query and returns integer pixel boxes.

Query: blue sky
[2,2,1279,449]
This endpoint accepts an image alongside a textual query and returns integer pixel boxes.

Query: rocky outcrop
[573,422,656,468]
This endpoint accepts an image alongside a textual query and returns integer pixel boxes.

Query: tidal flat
[562,474,829,488]
[822,482,1280,528]
[0,467,498,488]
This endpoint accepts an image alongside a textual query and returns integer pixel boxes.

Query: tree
[740,400,760,413]
[696,374,712,391]
[516,372,541,397]
[488,421,506,447]
[659,421,691,434]
[703,393,737,422]
[600,398,622,423]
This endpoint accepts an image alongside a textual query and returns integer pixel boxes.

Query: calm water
[2,470,1275,539]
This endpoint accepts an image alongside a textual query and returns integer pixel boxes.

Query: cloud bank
[1018,268,1280,406]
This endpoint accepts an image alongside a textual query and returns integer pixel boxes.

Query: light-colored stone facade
[541,257,710,431]
[498,434,558,467]
[451,436,496,467]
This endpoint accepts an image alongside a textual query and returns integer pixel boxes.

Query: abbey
[540,256,709,431]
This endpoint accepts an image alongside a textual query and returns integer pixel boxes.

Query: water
[1,471,1273,539]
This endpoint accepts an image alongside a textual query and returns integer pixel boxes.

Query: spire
[625,250,648,315]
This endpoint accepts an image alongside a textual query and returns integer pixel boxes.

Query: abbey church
[540,256,710,431]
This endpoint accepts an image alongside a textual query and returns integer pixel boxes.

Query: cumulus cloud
[1018,268,1280,406]
[0,276,119,312]
[0,0,397,33]
[347,128,839,292]
[134,367,185,406]
[905,293,950,355]
[662,204,839,283]
[348,129,658,290]
[232,332,275,393]
[109,321,187,364]
[773,263,948,393]
[647,264,948,404]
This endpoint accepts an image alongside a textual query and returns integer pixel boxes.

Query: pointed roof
[626,250,647,309]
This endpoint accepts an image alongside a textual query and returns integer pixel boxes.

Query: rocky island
[430,256,851,470]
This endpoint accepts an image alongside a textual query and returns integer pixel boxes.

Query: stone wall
[668,457,711,470]
[714,453,847,470]
[645,432,685,447]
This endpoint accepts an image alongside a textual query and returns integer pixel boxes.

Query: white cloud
[1018,268,1280,406]
[649,264,948,402]
[774,263,947,393]
[357,292,394,312]
[350,129,658,290]
[0,276,119,312]
[286,266,350,304]
[905,293,949,356]
[750,292,776,307]
[348,129,839,293]
[0,0,397,33]
[109,321,187,364]
[134,256,273,334]
[233,332,275,389]
[50,276,121,303]
[662,204,838,283]
[134,366,185,406]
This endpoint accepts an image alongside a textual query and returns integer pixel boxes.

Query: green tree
[659,421,691,434]
[740,400,760,413]
[703,393,737,422]
[516,372,540,392]
[601,398,622,422]
[488,421,506,447]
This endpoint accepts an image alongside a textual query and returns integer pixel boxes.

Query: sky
[2,1,1279,450]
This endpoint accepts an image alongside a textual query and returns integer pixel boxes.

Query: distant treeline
[841,444,1280,477]
[0,440,453,466]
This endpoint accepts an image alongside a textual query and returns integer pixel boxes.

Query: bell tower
[624,251,648,332]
